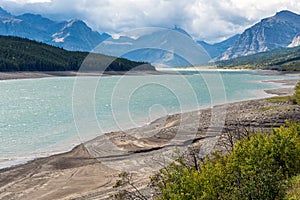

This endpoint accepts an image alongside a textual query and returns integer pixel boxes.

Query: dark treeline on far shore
[0,36,155,72]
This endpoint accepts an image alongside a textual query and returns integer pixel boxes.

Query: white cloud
[5,0,50,3]
[0,0,300,43]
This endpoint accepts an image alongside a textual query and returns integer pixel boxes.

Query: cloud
[0,0,300,43]
[4,0,50,3]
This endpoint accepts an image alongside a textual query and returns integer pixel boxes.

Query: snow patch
[288,34,300,47]
[52,32,70,43]
[63,19,80,29]
[2,18,22,23]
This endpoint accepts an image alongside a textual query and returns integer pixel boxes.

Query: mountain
[219,10,300,60]
[94,26,210,67]
[0,7,12,18]
[50,19,110,51]
[0,35,155,72]
[0,13,55,42]
[197,34,240,59]
[0,7,110,52]
[216,45,300,71]
[172,25,192,38]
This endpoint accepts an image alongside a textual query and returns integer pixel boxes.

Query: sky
[0,0,300,43]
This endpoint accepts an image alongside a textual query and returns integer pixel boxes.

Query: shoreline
[157,67,300,75]
[0,96,272,171]
[0,74,298,170]
[263,78,300,96]
[0,70,167,81]
[0,69,299,81]
[0,86,295,171]
[0,71,299,199]
[1,95,300,199]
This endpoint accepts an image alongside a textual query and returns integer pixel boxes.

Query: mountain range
[0,7,109,52]
[93,26,210,67]
[0,7,299,66]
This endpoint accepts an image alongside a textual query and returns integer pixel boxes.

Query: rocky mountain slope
[219,10,300,60]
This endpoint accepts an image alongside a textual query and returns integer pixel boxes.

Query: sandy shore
[0,70,166,81]
[264,78,300,96]
[157,68,300,75]
[1,70,299,81]
[1,94,300,199]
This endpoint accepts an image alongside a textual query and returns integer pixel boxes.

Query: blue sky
[1,0,300,43]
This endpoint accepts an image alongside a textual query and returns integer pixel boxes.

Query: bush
[157,122,300,200]
[285,174,300,200]
[292,82,300,105]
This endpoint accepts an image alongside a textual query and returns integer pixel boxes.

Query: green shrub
[285,174,300,200]
[157,158,203,200]
[157,122,300,200]
[292,82,300,105]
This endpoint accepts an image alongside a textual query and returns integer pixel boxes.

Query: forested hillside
[216,46,300,71]
[0,36,155,72]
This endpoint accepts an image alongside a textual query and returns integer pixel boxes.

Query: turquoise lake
[0,70,298,168]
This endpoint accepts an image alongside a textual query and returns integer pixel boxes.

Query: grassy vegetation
[267,95,293,103]
[216,46,300,71]
[157,122,300,200]
[0,36,155,72]
[267,82,300,105]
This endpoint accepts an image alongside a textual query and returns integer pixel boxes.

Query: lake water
[0,70,298,168]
